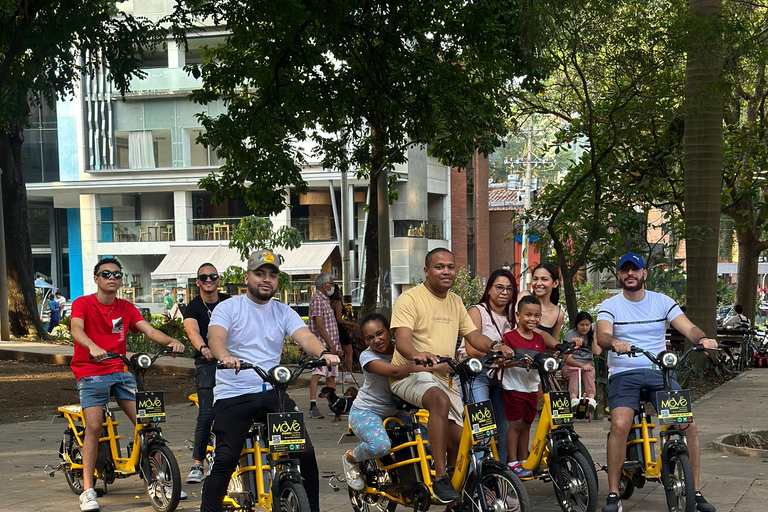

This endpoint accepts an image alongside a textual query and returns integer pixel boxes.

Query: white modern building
[24,0,452,307]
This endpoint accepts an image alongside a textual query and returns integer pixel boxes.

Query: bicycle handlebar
[89,345,184,366]
[619,343,718,367]
[216,357,326,386]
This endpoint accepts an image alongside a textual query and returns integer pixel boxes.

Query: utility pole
[340,167,352,304]
[0,166,10,340]
[520,124,533,293]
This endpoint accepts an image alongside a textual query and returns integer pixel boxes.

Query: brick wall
[489,210,515,271]
[451,163,468,268]
[475,154,490,281]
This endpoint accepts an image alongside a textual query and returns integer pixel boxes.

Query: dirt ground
[0,360,196,424]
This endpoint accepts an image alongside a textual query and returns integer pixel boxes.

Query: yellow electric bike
[46,346,184,512]
[607,344,714,512]
[341,353,530,512]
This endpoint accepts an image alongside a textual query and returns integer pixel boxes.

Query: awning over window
[150,242,338,280]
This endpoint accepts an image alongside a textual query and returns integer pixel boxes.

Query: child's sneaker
[508,462,533,479]
[79,488,99,511]
[587,397,597,413]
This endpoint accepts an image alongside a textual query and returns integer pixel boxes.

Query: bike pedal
[95,488,106,498]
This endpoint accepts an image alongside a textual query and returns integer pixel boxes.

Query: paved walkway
[1,340,768,511]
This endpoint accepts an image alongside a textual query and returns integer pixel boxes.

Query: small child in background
[562,311,601,413]
[501,295,558,478]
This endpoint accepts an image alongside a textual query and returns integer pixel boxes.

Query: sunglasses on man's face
[98,270,123,279]
[197,273,220,282]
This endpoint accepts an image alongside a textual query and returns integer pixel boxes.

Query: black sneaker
[695,491,716,512]
[432,474,460,503]
[602,492,622,512]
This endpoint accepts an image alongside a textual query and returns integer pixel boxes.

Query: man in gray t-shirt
[596,253,718,512]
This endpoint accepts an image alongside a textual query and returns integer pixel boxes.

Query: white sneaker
[187,464,203,484]
[345,373,356,384]
[571,397,581,412]
[79,488,99,512]
[587,397,597,412]
[342,452,364,490]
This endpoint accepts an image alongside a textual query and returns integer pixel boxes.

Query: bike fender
[555,440,581,455]
[661,439,688,461]
[482,460,508,472]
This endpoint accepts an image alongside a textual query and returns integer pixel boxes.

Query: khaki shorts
[390,372,464,426]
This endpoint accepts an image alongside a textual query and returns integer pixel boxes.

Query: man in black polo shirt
[183,263,230,484]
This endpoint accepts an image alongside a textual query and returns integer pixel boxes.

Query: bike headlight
[135,353,152,369]
[270,365,292,384]
[659,351,678,369]
[466,358,483,375]
[542,356,559,373]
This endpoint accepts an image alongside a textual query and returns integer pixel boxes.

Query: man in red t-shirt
[69,257,185,512]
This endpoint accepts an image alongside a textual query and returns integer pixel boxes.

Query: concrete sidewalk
[1,339,768,511]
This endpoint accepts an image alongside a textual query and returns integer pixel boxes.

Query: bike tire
[64,444,85,495]
[618,475,635,500]
[144,443,182,512]
[661,451,695,512]
[276,480,311,512]
[465,464,530,512]
[549,450,598,512]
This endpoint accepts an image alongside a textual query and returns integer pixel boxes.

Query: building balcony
[393,220,446,240]
[290,216,338,241]
[100,219,176,243]
[123,68,202,95]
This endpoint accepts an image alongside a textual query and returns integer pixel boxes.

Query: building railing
[290,216,338,241]
[126,68,202,94]
[190,217,244,241]
[100,220,176,242]
[281,279,362,305]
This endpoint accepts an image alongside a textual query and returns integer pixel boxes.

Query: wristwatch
[319,350,332,357]
[489,340,501,350]
[200,344,208,350]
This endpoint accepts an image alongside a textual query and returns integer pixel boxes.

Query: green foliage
[646,265,687,306]
[574,282,609,317]
[717,280,736,308]
[450,268,483,308]
[127,315,194,358]
[280,338,304,365]
[221,266,246,285]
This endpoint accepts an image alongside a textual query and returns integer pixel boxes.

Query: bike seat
[391,395,420,411]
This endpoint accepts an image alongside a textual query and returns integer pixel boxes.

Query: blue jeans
[193,362,216,462]
[459,373,509,462]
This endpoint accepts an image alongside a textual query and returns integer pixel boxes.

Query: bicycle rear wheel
[144,443,182,512]
[64,444,85,495]
[661,451,695,512]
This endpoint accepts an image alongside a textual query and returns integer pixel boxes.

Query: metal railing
[190,217,244,241]
[290,216,337,241]
[100,220,175,242]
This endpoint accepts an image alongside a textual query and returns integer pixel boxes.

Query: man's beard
[248,282,276,301]
[621,275,645,292]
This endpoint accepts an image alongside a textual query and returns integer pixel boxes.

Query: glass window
[115,130,172,169]
[29,208,51,246]
[394,220,425,238]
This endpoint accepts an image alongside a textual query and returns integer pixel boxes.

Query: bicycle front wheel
[276,480,311,512]
[661,451,695,512]
[465,465,530,512]
[144,443,182,512]
[549,450,598,512]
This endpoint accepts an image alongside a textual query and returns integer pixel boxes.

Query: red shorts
[503,390,538,423]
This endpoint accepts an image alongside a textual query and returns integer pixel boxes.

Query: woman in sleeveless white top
[461,269,517,463]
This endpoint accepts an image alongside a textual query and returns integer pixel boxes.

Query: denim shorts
[607,369,681,411]
[77,372,138,409]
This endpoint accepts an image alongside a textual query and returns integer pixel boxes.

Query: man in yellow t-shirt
[390,248,514,504]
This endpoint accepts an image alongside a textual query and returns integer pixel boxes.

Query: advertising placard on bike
[136,391,165,424]
[465,400,498,443]
[656,389,693,425]
[549,391,573,425]
[267,412,306,453]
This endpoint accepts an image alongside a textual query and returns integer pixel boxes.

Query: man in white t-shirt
[596,253,718,512]
[201,249,340,512]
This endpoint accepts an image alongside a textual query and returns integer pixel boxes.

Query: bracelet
[489,340,501,350]
[319,350,331,357]
[200,344,208,350]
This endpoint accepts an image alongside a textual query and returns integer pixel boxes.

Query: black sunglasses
[197,273,220,282]
[98,270,123,279]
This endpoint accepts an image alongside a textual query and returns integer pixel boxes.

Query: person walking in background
[47,293,61,333]
[561,311,601,413]
[308,272,340,419]
[163,290,174,315]
[460,268,517,463]
[182,263,231,484]
[329,284,357,382]
[55,291,68,318]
